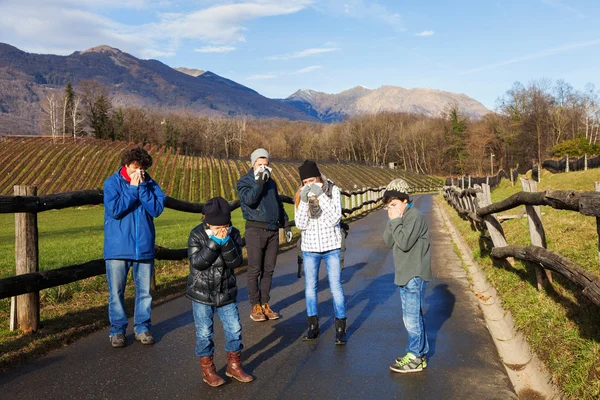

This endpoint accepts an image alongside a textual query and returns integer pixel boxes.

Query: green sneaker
[390,353,426,373]
[396,354,427,368]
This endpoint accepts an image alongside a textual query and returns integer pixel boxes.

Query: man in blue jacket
[103,147,166,348]
[237,148,290,322]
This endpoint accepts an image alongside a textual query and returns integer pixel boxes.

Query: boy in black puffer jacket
[187,196,253,387]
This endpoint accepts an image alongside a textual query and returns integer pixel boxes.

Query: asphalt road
[0,194,517,400]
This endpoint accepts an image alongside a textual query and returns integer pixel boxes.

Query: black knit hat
[203,196,231,226]
[298,160,321,181]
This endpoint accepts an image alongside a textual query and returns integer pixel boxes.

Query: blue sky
[1,0,600,109]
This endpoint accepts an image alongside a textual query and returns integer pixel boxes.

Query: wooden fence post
[279,228,285,244]
[520,178,552,289]
[13,185,40,333]
[468,176,472,188]
[596,182,600,267]
[475,184,514,266]
[565,155,569,172]
[362,187,366,213]
[462,175,465,189]
[510,168,514,186]
[344,195,350,215]
[350,192,356,217]
[585,154,588,171]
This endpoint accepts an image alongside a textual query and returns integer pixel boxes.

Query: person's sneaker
[250,304,267,322]
[135,331,155,345]
[110,334,126,348]
[390,353,426,373]
[261,303,280,320]
[396,354,427,368]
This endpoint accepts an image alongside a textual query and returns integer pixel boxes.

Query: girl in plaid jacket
[294,160,347,345]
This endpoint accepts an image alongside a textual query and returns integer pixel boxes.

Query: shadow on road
[424,283,455,359]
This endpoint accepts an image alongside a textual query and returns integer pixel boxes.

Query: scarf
[308,177,334,219]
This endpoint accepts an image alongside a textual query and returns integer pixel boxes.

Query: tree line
[41,78,600,176]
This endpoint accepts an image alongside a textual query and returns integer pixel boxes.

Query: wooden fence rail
[443,182,600,307]
[3,183,418,332]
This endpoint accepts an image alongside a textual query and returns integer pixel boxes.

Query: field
[439,168,600,399]
[0,136,443,199]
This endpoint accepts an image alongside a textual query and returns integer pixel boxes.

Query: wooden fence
[443,179,600,307]
[1,183,422,333]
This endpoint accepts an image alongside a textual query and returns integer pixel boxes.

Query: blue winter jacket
[103,170,166,260]
[237,169,288,231]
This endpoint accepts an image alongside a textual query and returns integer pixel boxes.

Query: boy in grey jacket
[382,179,432,373]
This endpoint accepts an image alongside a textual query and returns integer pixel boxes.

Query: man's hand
[300,186,311,203]
[285,227,293,243]
[388,207,401,220]
[255,167,270,185]
[309,183,323,197]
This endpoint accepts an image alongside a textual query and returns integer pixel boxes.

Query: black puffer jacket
[186,223,244,307]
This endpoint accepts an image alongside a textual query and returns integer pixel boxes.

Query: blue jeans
[398,277,429,357]
[105,259,153,336]
[192,301,243,357]
[303,249,346,319]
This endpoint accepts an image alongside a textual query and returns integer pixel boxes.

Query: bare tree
[41,91,60,142]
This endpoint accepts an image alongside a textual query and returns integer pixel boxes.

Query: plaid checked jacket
[295,183,342,253]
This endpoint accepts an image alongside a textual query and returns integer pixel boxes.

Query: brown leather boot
[225,351,254,383]
[199,356,225,387]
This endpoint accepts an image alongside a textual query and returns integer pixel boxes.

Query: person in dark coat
[187,197,253,387]
[236,148,291,322]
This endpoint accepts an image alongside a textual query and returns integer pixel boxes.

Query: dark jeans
[246,226,279,305]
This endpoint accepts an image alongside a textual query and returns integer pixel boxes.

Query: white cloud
[463,39,600,74]
[267,47,339,60]
[415,30,434,37]
[247,73,277,80]
[0,0,313,58]
[295,65,323,73]
[194,45,236,53]
[317,0,404,30]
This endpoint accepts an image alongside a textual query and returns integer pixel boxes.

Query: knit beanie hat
[203,196,231,226]
[384,178,410,201]
[298,160,321,181]
[250,148,270,167]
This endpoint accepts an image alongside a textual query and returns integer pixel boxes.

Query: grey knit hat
[250,148,270,167]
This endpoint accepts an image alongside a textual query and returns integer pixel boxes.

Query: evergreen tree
[90,94,114,140]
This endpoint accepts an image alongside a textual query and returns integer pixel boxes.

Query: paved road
[0,194,517,400]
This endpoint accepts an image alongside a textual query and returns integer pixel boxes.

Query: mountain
[282,85,490,122]
[0,43,317,135]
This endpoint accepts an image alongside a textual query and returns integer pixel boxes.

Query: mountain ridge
[282,85,490,121]
[0,43,490,134]
[0,43,316,134]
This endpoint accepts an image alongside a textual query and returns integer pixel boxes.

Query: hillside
[283,85,490,121]
[0,137,443,200]
[0,43,317,135]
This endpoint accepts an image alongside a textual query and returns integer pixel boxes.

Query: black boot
[302,316,320,340]
[335,318,347,345]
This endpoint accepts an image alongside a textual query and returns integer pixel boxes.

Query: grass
[439,168,600,399]
[0,202,297,370]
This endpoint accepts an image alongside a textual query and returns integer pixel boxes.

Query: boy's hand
[214,227,228,239]
[388,207,401,220]
[130,170,141,187]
